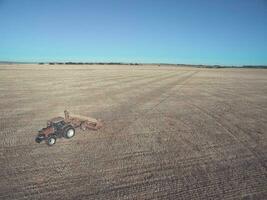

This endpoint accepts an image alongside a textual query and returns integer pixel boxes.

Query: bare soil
[0,64,267,199]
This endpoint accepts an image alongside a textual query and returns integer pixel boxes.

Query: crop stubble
[0,64,266,199]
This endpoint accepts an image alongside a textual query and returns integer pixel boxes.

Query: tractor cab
[47,117,66,128]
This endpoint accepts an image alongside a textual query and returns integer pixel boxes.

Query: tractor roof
[48,117,65,124]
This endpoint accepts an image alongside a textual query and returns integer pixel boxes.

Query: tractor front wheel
[46,135,57,146]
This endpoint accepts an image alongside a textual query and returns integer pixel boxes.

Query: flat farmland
[0,64,267,199]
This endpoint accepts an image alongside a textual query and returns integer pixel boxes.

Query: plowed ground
[0,64,267,199]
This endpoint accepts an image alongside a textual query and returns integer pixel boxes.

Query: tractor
[35,116,75,146]
[35,110,102,146]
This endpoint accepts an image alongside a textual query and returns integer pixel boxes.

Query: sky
[0,0,266,66]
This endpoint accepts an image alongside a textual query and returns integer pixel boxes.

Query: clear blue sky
[0,0,266,65]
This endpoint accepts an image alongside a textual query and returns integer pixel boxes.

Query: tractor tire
[46,135,57,146]
[64,127,75,139]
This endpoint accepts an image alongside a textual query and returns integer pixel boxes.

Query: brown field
[0,64,267,199]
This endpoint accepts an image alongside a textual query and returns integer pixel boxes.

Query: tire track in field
[79,152,264,200]
[193,87,267,137]
[113,71,197,129]
[2,143,262,200]
[185,102,267,173]
[0,145,213,180]
[100,71,190,100]
[99,71,197,153]
[23,72,165,92]
[35,75,139,90]
[25,72,177,107]
[37,72,174,94]
[75,71,188,101]
[1,149,218,199]
[75,71,174,90]
[199,86,267,112]
[72,72,168,87]
[90,71,174,89]
[74,74,141,84]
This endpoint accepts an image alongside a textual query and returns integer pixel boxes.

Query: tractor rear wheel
[64,127,75,139]
[46,135,56,146]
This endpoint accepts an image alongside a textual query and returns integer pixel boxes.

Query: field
[0,64,267,199]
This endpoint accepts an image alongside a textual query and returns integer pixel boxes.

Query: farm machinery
[35,110,103,146]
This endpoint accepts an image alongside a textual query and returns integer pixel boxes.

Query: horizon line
[1,60,267,68]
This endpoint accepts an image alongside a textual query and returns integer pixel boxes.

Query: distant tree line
[242,65,267,69]
[39,62,140,66]
[37,62,267,69]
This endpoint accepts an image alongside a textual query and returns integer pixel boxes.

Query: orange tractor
[35,110,103,146]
